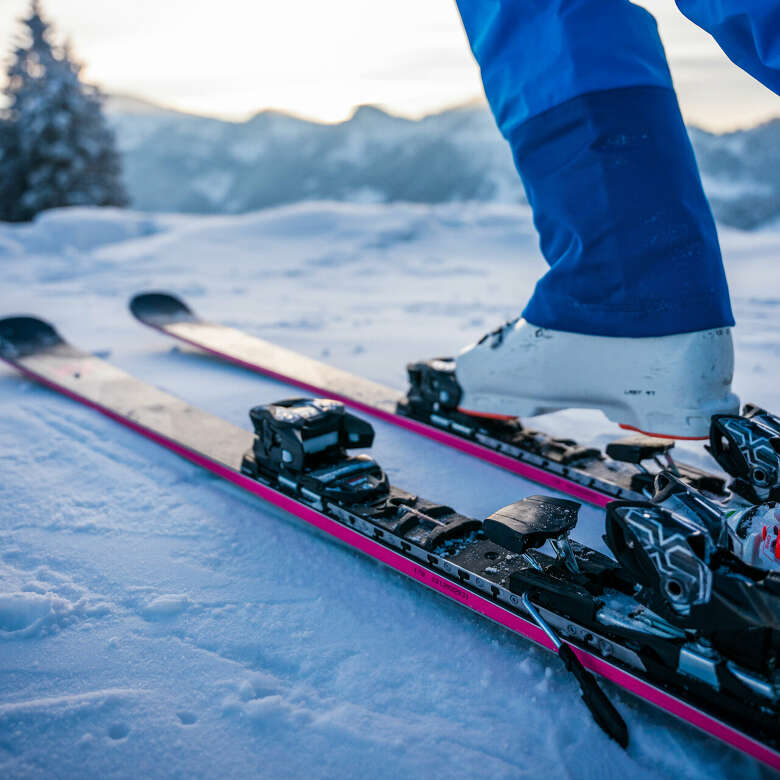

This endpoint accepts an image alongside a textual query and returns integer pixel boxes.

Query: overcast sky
[0,0,777,131]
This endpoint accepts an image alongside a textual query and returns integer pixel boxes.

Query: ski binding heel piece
[403,357,462,414]
[242,398,388,505]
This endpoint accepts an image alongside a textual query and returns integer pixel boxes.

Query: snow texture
[1,202,778,779]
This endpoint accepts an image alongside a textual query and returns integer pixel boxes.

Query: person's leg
[455,0,733,337]
[676,1,780,95]
[444,1,737,435]
[514,85,733,336]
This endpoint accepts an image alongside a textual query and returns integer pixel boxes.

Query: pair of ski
[0,293,777,771]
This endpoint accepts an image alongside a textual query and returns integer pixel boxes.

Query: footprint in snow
[108,723,130,741]
[141,594,189,620]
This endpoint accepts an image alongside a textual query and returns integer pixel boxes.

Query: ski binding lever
[605,432,727,497]
[521,592,629,748]
[484,496,580,573]
[606,434,678,474]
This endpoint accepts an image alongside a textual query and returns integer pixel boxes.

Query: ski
[1,314,778,770]
[130,292,759,509]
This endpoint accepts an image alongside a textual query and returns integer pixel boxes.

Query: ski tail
[129,292,199,328]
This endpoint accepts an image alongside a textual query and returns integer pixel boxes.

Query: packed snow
[1,202,779,779]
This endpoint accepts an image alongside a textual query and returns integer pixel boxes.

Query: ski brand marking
[412,565,470,602]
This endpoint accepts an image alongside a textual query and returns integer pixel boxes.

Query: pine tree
[0,1,127,221]
[0,118,25,221]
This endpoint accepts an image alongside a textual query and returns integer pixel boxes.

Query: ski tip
[129,292,198,328]
[0,316,66,360]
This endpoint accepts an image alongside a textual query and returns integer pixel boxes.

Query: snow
[699,174,772,200]
[0,201,777,779]
[191,171,235,206]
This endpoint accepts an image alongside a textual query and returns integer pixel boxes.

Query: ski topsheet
[0,315,778,770]
[129,292,732,509]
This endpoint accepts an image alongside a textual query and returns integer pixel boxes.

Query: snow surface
[1,202,779,779]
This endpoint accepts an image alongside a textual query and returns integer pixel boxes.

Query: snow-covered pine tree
[0,118,25,221]
[0,1,127,221]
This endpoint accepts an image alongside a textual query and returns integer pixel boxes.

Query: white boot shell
[455,319,740,438]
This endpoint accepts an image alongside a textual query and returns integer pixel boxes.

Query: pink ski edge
[5,359,780,771]
[148,324,612,508]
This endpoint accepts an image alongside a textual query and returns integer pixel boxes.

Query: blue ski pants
[455,1,780,337]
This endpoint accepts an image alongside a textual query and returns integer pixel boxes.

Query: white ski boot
[454,319,739,439]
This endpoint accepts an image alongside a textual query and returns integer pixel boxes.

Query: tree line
[0,1,126,222]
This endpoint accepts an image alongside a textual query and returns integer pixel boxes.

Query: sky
[0,0,777,131]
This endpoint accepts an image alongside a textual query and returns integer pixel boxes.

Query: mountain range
[106,95,780,231]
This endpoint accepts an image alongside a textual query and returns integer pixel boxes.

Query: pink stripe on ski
[152,325,612,508]
[8,360,780,772]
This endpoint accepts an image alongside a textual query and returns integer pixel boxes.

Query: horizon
[1,1,778,132]
[108,90,778,136]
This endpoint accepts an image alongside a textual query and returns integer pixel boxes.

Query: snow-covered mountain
[690,122,780,229]
[106,96,780,230]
